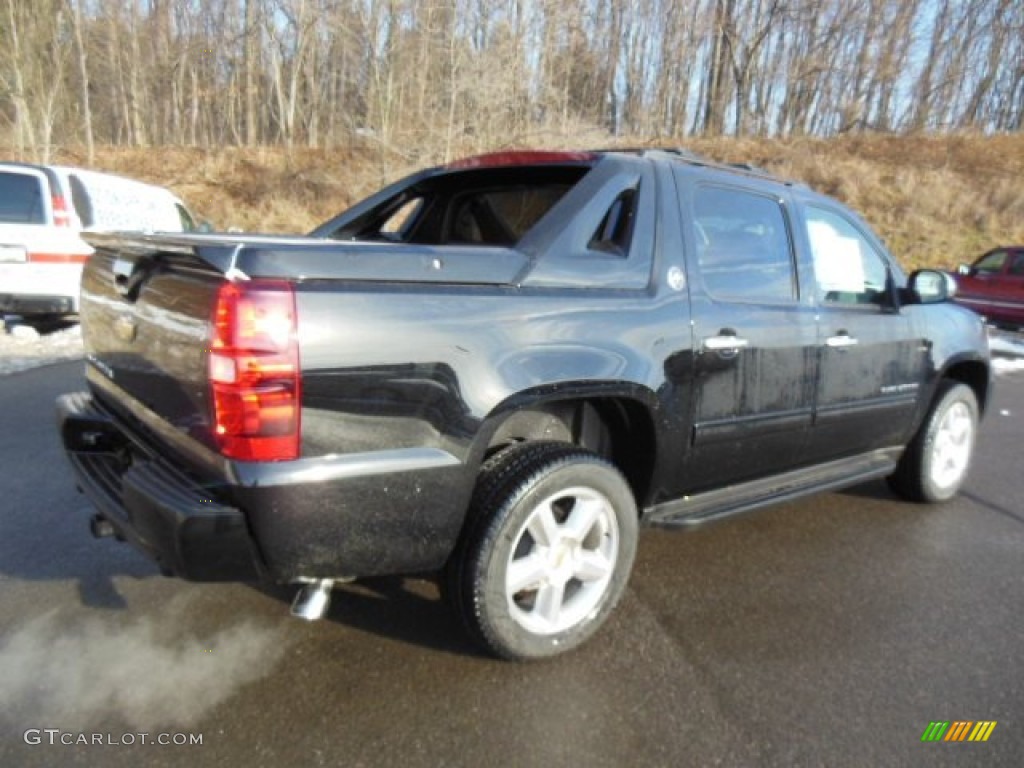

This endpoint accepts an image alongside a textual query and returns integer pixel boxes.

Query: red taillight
[51,194,72,227]
[209,280,301,461]
[27,252,89,263]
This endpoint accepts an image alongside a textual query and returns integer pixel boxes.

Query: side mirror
[956,263,972,276]
[908,269,957,304]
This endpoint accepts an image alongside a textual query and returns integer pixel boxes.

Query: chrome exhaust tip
[290,579,334,621]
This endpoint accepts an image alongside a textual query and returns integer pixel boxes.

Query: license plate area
[0,245,27,263]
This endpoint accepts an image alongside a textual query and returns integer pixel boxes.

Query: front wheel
[445,442,638,660]
[888,381,979,503]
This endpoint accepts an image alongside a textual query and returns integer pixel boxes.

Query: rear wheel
[445,442,638,660]
[888,381,979,503]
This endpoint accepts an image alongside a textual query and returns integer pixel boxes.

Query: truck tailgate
[80,243,223,454]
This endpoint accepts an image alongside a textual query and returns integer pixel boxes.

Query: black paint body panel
[60,151,992,583]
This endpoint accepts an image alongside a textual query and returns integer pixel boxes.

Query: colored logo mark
[921,721,997,743]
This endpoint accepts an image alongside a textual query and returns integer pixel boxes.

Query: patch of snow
[0,320,84,375]
[989,336,1024,358]
[993,357,1024,376]
[988,328,1024,376]
[10,324,41,341]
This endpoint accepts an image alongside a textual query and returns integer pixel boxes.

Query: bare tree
[2,0,1022,155]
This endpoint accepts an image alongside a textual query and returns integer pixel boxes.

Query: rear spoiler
[82,231,529,285]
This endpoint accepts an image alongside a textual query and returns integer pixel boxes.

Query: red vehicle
[954,246,1024,328]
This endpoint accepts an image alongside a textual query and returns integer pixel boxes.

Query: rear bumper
[56,389,472,583]
[0,293,77,315]
[57,391,263,581]
[0,263,83,315]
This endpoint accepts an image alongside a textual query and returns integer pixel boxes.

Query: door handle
[825,333,859,349]
[703,334,750,353]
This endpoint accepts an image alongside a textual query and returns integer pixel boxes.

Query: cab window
[973,250,1007,274]
[693,185,796,302]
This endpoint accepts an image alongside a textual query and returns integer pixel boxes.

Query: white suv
[0,162,199,317]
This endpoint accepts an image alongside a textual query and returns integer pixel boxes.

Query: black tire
[887,381,979,503]
[445,442,638,660]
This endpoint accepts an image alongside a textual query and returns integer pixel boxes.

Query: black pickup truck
[57,149,990,660]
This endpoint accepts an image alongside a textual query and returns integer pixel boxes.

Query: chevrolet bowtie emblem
[114,314,138,343]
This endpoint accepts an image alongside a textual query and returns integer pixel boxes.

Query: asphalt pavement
[1,361,1021,767]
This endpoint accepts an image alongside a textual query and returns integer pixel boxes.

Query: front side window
[693,185,795,302]
[805,206,890,305]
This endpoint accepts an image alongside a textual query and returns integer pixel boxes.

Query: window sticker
[807,219,865,294]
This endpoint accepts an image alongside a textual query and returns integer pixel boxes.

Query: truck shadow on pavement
[8,487,482,654]
[254,577,489,658]
[0,495,161,611]
[72,549,160,611]
[960,490,1024,526]
[834,478,897,501]
[8,513,484,656]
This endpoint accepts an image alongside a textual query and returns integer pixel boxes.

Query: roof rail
[727,162,767,173]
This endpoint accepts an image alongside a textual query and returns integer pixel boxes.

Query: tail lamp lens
[209,280,300,461]
[51,194,73,227]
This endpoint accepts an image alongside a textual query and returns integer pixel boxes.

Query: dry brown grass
[31,134,1024,272]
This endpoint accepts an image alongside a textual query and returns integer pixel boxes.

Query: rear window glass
[68,174,96,228]
[0,172,46,224]
[322,165,589,245]
[381,198,425,236]
[449,186,571,245]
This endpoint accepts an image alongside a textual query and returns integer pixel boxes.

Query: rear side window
[589,187,637,256]
[0,172,46,224]
[693,185,796,301]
